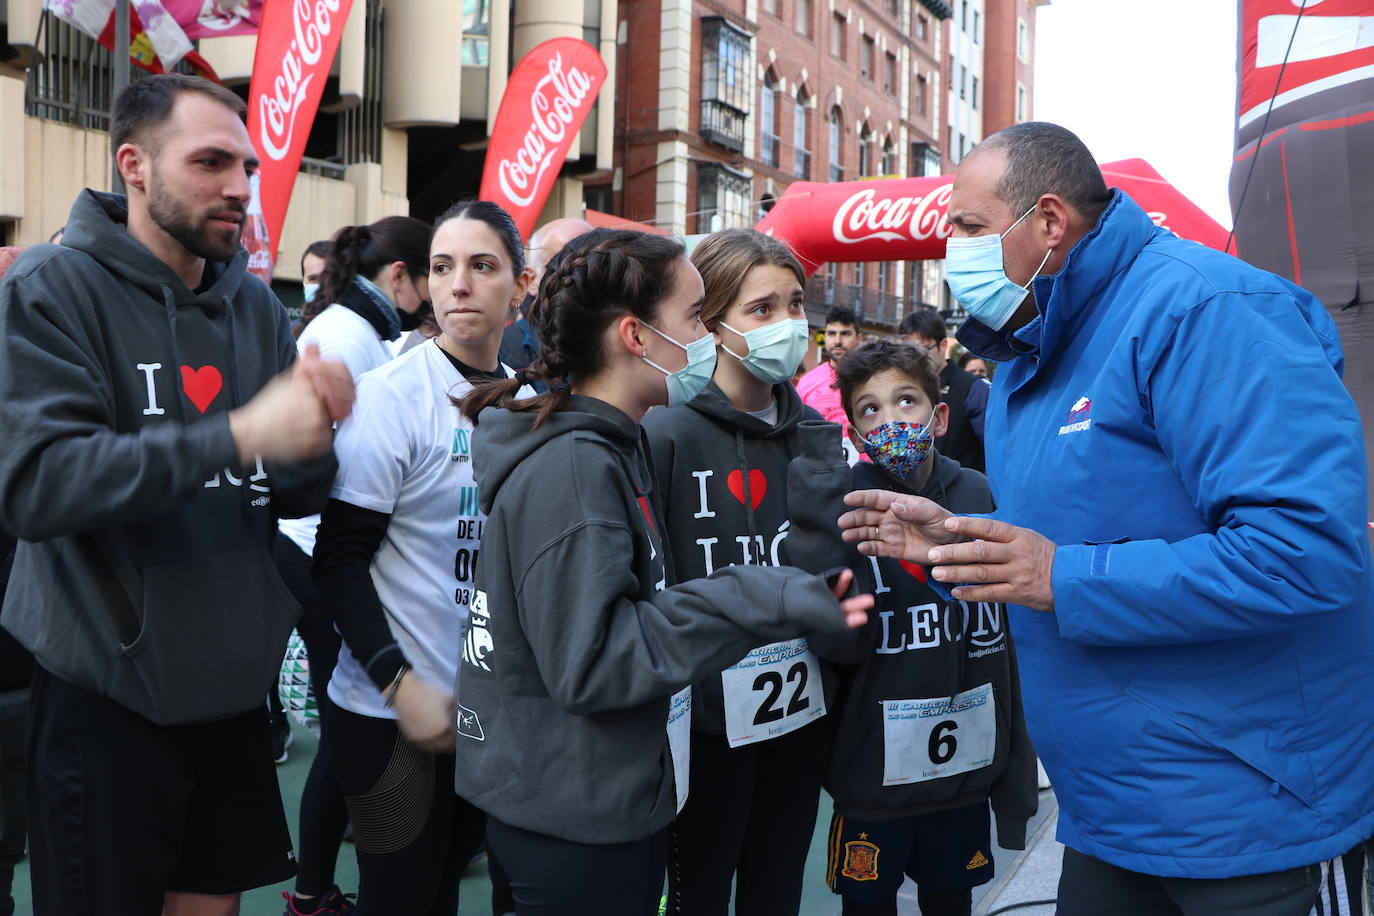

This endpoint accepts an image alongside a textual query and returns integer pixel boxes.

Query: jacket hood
[685,379,810,438]
[61,190,248,315]
[957,189,1158,362]
[472,395,643,514]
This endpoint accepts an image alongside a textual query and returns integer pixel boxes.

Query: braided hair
[457,228,686,428]
[305,215,431,326]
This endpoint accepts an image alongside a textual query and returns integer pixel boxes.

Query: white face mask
[641,322,719,407]
[945,203,1052,331]
[302,281,320,303]
[718,318,810,384]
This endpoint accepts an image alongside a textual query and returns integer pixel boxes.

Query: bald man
[500,218,593,370]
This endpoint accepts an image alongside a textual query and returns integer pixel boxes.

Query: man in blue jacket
[840,122,1374,915]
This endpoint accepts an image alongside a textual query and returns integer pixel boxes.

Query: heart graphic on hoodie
[726,469,767,510]
[898,560,928,583]
[180,365,223,413]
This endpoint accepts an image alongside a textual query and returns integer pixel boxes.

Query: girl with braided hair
[453,228,872,913]
[306,201,536,915]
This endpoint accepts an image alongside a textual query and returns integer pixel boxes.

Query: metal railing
[24,12,118,131]
[803,277,915,330]
[339,0,384,166]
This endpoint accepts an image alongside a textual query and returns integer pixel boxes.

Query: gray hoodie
[454,395,854,844]
[0,190,336,725]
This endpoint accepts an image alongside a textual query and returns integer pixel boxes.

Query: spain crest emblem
[841,837,880,882]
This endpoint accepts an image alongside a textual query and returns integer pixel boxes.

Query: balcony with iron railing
[803,277,917,330]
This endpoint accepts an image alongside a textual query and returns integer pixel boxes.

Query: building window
[915,73,927,115]
[917,14,928,40]
[462,0,490,65]
[828,108,844,181]
[760,75,781,167]
[831,14,846,59]
[971,74,979,109]
[856,261,867,289]
[700,17,752,152]
[959,64,967,100]
[861,35,875,80]
[881,140,896,175]
[793,94,812,178]
[911,141,940,176]
[1016,83,1027,121]
[886,0,899,17]
[960,0,968,30]
[879,260,892,296]
[764,0,778,15]
[858,128,872,176]
[796,0,813,37]
[697,163,752,232]
[958,131,967,159]
[972,8,979,43]
[1018,19,1029,59]
[883,51,897,94]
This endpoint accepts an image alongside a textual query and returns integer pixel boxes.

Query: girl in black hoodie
[642,228,850,915]
[455,229,871,915]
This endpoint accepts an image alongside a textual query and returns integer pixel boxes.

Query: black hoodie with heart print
[0,190,336,726]
[643,380,855,739]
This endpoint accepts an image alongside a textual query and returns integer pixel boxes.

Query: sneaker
[282,886,356,915]
[271,716,294,765]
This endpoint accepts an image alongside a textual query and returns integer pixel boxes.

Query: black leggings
[486,817,666,915]
[274,533,350,898]
[325,703,485,915]
[667,722,825,915]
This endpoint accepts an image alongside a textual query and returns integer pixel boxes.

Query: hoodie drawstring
[163,284,250,522]
[734,427,764,566]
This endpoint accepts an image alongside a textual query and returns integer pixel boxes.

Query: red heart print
[180,365,223,414]
[898,560,928,583]
[726,469,767,510]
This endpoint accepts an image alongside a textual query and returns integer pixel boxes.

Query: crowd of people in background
[0,73,1370,916]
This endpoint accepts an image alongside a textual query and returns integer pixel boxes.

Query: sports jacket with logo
[958,189,1374,877]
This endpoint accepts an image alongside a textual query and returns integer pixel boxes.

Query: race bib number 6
[721,639,825,748]
[882,683,996,786]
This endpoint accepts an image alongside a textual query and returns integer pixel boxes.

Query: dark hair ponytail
[304,215,431,326]
[458,228,686,427]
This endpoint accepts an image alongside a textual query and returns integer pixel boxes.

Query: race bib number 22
[721,639,825,748]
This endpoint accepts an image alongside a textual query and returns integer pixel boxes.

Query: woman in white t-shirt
[277,216,433,916]
[310,201,534,915]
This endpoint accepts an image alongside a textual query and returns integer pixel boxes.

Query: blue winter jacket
[958,190,1374,878]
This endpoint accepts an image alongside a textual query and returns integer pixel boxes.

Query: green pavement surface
[10,724,855,915]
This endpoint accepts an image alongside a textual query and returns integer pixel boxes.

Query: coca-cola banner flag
[480,38,607,239]
[755,159,1227,275]
[246,0,353,267]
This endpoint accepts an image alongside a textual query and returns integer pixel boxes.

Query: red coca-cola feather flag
[480,38,608,240]
[246,0,352,268]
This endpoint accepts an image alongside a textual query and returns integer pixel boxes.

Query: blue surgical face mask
[718,318,810,384]
[642,322,718,407]
[945,204,1053,331]
[302,281,320,303]
[861,405,939,480]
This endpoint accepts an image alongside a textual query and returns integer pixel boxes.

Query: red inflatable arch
[753,159,1230,274]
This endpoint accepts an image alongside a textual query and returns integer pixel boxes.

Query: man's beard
[147,174,242,263]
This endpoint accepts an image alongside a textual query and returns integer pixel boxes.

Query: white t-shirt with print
[326,341,533,720]
[279,303,396,556]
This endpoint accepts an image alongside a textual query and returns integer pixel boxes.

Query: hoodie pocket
[1122,662,1319,811]
[112,547,301,725]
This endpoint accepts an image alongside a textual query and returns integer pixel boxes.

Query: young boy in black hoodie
[803,340,1037,916]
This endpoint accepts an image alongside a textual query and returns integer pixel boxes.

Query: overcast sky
[1033,0,1239,228]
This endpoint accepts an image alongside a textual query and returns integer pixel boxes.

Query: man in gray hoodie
[0,74,352,915]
